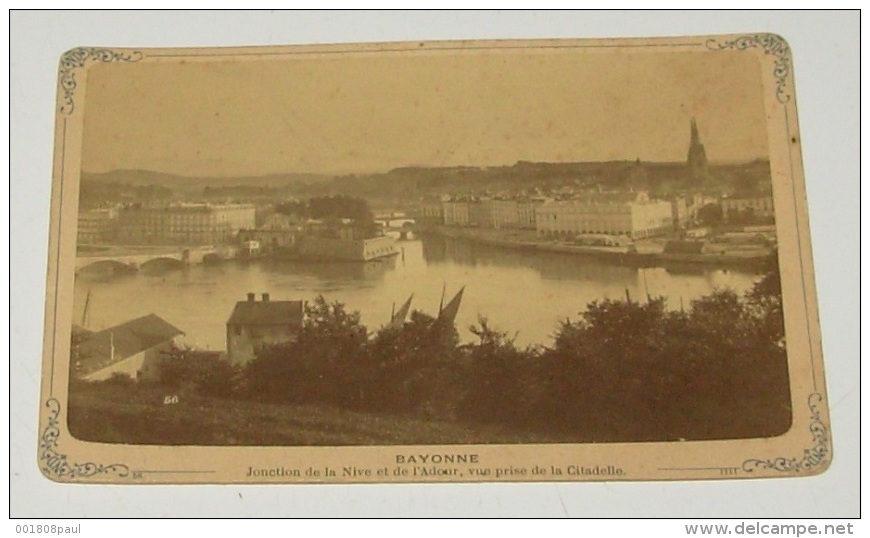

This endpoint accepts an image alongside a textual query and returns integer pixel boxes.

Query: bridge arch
[77,259,138,276]
[139,257,186,273]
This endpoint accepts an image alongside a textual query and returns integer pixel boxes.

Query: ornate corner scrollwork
[742,393,829,474]
[705,34,791,104]
[58,47,143,115]
[40,398,130,480]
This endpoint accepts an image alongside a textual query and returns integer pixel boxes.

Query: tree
[308,196,378,236]
[160,347,240,398]
[541,297,676,438]
[745,253,785,347]
[366,310,462,416]
[459,317,540,425]
[273,200,306,219]
[278,195,379,239]
[244,296,370,406]
[302,295,367,343]
[740,258,790,433]
[537,286,791,441]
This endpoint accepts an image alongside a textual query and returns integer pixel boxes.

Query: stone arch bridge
[75,245,237,274]
[373,216,417,239]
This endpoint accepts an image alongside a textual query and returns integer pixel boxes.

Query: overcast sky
[80,45,770,177]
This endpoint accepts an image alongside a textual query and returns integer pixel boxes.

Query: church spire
[687,117,708,181]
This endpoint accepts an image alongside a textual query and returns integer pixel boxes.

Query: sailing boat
[435,285,465,327]
[385,294,414,331]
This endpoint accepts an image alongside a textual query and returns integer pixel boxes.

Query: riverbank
[72,236,763,351]
[422,226,775,269]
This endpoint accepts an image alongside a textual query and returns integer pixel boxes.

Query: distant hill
[328,159,771,201]
[78,159,771,208]
[81,169,333,190]
[78,169,335,208]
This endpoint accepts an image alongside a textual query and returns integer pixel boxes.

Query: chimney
[247,292,255,302]
[262,292,270,302]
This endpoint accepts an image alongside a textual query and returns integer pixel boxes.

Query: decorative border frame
[39,399,130,479]
[58,47,143,115]
[743,393,830,473]
[706,34,792,104]
[41,34,831,484]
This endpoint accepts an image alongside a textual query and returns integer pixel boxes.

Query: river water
[73,235,763,349]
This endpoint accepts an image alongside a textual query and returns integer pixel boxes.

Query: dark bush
[160,349,239,398]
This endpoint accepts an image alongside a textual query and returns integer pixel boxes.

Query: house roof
[227,299,304,326]
[76,314,184,376]
[260,213,294,231]
[548,191,650,206]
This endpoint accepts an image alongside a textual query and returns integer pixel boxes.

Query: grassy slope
[67,384,561,446]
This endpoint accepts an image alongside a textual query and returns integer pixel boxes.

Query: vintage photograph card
[40,34,830,484]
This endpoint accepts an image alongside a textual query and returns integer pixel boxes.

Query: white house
[226,293,304,365]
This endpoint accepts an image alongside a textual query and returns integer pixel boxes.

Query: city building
[720,195,776,222]
[517,197,550,229]
[416,200,444,225]
[443,195,548,230]
[77,208,118,244]
[117,203,256,245]
[296,235,397,261]
[74,313,184,382]
[468,198,493,228]
[237,213,302,254]
[488,199,519,229]
[442,199,471,226]
[226,293,304,365]
[671,196,690,229]
[536,191,673,240]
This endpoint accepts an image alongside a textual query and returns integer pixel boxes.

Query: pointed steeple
[687,117,708,181]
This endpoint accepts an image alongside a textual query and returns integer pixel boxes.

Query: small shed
[75,314,184,382]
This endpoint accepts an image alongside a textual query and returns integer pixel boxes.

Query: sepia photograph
[39,34,830,484]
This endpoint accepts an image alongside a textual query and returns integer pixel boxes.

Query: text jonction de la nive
[245,453,625,480]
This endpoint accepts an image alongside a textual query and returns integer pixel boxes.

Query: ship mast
[81,289,91,328]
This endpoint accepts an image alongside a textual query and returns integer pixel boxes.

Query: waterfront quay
[422,225,775,269]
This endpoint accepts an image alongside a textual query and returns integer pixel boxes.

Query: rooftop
[76,314,184,376]
[227,294,304,326]
[258,213,296,231]
[123,203,255,213]
[542,191,655,207]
